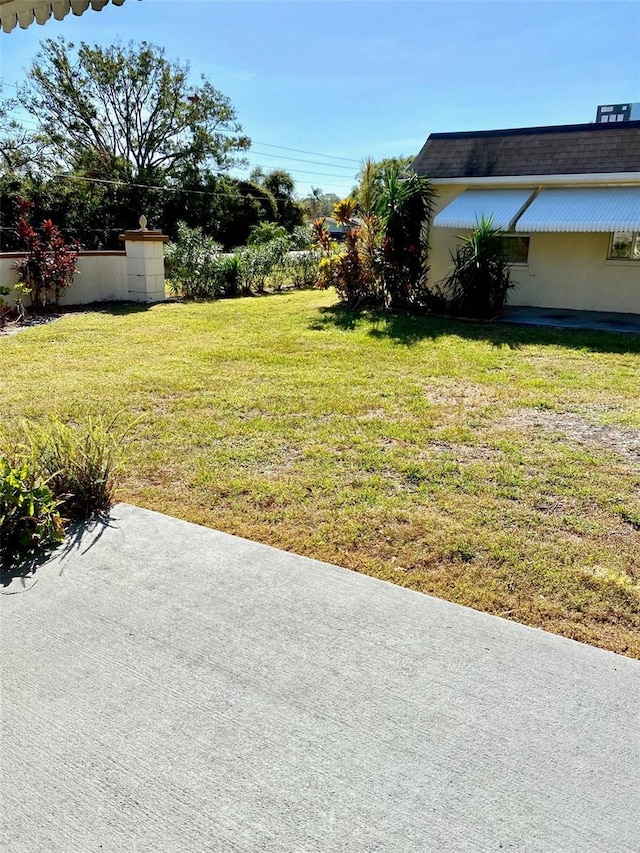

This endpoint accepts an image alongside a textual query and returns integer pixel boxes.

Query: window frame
[501,234,530,266]
[607,231,640,262]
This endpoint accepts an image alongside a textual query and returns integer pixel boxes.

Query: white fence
[1,252,127,306]
[0,228,167,307]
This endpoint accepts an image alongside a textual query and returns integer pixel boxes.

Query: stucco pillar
[120,216,169,303]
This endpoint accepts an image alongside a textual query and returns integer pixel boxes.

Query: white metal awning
[432,188,535,230]
[515,187,640,232]
[0,0,135,33]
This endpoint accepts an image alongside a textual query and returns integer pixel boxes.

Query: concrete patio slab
[503,305,640,334]
[2,503,639,852]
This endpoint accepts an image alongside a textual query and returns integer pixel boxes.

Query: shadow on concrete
[1,511,117,591]
[309,304,640,353]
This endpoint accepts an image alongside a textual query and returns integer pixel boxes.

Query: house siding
[428,185,640,315]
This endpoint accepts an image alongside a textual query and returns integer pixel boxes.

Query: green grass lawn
[3,289,640,656]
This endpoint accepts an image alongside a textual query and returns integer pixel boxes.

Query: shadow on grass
[64,300,157,318]
[310,304,640,354]
[1,511,118,591]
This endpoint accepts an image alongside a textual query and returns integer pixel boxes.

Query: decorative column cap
[119,213,169,243]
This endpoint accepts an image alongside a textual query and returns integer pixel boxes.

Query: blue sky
[1,0,639,197]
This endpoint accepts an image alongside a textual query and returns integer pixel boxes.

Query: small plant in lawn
[12,198,80,310]
[25,416,129,522]
[0,457,64,570]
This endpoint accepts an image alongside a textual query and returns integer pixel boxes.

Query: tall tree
[301,187,340,219]
[353,155,414,216]
[14,38,250,182]
[0,100,47,175]
[250,168,304,232]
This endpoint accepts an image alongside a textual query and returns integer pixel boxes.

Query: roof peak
[428,120,640,141]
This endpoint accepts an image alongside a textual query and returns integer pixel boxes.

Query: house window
[501,235,530,264]
[609,231,640,261]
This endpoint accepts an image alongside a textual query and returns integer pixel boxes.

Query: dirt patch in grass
[423,380,501,409]
[425,440,502,463]
[505,409,640,465]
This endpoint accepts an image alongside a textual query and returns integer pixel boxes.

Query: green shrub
[165,222,225,299]
[0,457,64,568]
[217,254,241,298]
[247,221,288,245]
[282,250,321,289]
[25,416,126,522]
[289,224,314,250]
[168,221,317,297]
[237,238,288,293]
[0,284,11,326]
[434,216,516,319]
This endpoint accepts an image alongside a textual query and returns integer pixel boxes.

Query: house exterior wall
[428,184,640,315]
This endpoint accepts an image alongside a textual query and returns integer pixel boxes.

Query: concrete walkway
[2,504,639,852]
[503,305,640,334]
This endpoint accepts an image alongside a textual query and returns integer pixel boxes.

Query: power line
[2,118,356,183]
[0,86,364,166]
[47,171,350,203]
[243,150,355,170]
[248,141,360,164]
[3,115,357,178]
[241,162,354,180]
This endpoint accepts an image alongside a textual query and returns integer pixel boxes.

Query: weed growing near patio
[24,416,129,521]
[0,457,64,569]
[1,291,639,655]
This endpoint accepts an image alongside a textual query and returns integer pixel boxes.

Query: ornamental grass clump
[25,416,127,522]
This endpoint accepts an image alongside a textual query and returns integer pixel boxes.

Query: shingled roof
[412,121,640,179]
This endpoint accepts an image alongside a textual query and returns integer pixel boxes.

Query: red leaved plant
[13,199,80,310]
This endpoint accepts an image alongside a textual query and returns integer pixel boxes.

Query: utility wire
[0,83,363,165]
[46,171,351,203]
[242,150,355,169]
[3,114,357,181]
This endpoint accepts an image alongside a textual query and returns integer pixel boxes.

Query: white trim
[431,173,640,187]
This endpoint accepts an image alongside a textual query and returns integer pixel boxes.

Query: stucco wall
[428,183,640,315]
[0,251,128,306]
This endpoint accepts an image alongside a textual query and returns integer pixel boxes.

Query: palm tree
[375,165,435,309]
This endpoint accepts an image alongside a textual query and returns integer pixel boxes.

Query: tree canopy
[249,168,305,232]
[353,155,414,216]
[0,39,311,250]
[13,37,250,181]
